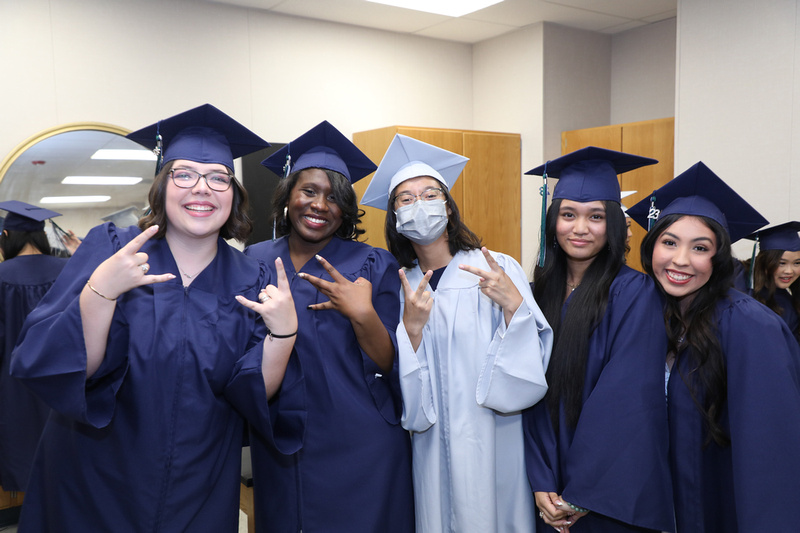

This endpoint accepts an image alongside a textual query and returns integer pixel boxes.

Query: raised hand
[236,257,297,338]
[87,225,175,300]
[298,254,375,321]
[458,247,522,321]
[399,268,433,343]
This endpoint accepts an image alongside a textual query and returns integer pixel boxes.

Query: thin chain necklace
[566,281,579,291]
[180,268,201,279]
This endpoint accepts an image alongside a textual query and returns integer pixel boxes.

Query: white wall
[2,0,681,272]
[611,18,677,125]
[0,0,473,233]
[675,0,800,257]
[473,24,544,274]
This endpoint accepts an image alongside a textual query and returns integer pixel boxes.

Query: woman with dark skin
[629,162,800,532]
[245,121,413,533]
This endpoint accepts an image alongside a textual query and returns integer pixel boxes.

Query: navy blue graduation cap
[526,146,657,203]
[743,221,800,252]
[0,200,61,232]
[261,121,376,184]
[525,146,657,266]
[627,161,768,243]
[126,104,269,171]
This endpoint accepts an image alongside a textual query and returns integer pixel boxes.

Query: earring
[283,206,288,219]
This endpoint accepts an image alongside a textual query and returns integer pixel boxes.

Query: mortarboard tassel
[747,235,758,291]
[273,152,293,241]
[537,165,548,268]
[646,194,659,231]
[154,123,164,175]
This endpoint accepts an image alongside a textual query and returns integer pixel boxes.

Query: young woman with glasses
[10,104,301,532]
[361,134,552,533]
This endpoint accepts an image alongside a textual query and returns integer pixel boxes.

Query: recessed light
[365,0,503,17]
[91,149,156,161]
[40,196,111,204]
[62,176,143,185]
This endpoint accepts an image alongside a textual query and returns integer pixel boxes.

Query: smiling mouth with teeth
[186,205,213,212]
[667,271,692,282]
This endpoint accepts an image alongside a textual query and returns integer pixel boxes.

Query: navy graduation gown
[0,254,67,491]
[756,288,799,345]
[524,266,674,533]
[668,288,800,532]
[10,223,303,532]
[245,236,414,533]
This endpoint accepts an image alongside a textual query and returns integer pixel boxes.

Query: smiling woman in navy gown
[628,162,800,532]
[0,202,68,493]
[10,104,302,532]
[523,147,674,533]
[245,121,413,533]
[739,221,800,344]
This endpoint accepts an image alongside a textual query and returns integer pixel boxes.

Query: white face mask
[395,199,448,245]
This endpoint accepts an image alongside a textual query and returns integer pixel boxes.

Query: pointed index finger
[481,247,500,271]
[122,225,159,255]
[314,254,346,282]
[274,257,289,290]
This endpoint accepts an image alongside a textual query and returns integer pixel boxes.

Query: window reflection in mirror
[0,124,155,253]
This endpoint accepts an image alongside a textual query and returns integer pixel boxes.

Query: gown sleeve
[720,297,800,530]
[224,260,306,455]
[475,252,552,412]
[10,223,131,428]
[560,273,673,531]
[357,247,404,424]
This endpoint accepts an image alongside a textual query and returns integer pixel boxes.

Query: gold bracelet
[86,280,117,301]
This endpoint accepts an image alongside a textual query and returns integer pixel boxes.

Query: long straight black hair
[533,198,627,429]
[641,213,733,447]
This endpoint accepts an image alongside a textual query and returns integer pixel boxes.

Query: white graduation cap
[360,134,468,211]
[620,190,637,217]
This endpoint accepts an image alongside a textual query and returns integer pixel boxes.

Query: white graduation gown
[398,248,553,533]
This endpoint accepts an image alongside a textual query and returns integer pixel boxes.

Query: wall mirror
[0,123,157,248]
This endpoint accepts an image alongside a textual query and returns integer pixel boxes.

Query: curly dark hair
[138,160,253,242]
[384,181,482,269]
[641,213,733,447]
[270,168,365,241]
[532,198,627,430]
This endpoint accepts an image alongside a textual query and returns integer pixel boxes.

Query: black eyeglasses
[169,168,234,192]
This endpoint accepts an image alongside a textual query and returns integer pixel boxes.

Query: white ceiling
[206,0,677,43]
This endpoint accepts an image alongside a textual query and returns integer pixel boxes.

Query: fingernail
[555,501,563,507]
[315,254,322,261]
[298,273,306,278]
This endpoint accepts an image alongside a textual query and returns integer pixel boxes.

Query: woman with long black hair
[629,162,800,532]
[524,147,674,533]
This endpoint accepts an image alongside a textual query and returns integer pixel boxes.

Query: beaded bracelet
[268,330,298,341]
[566,502,589,514]
[86,280,117,301]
